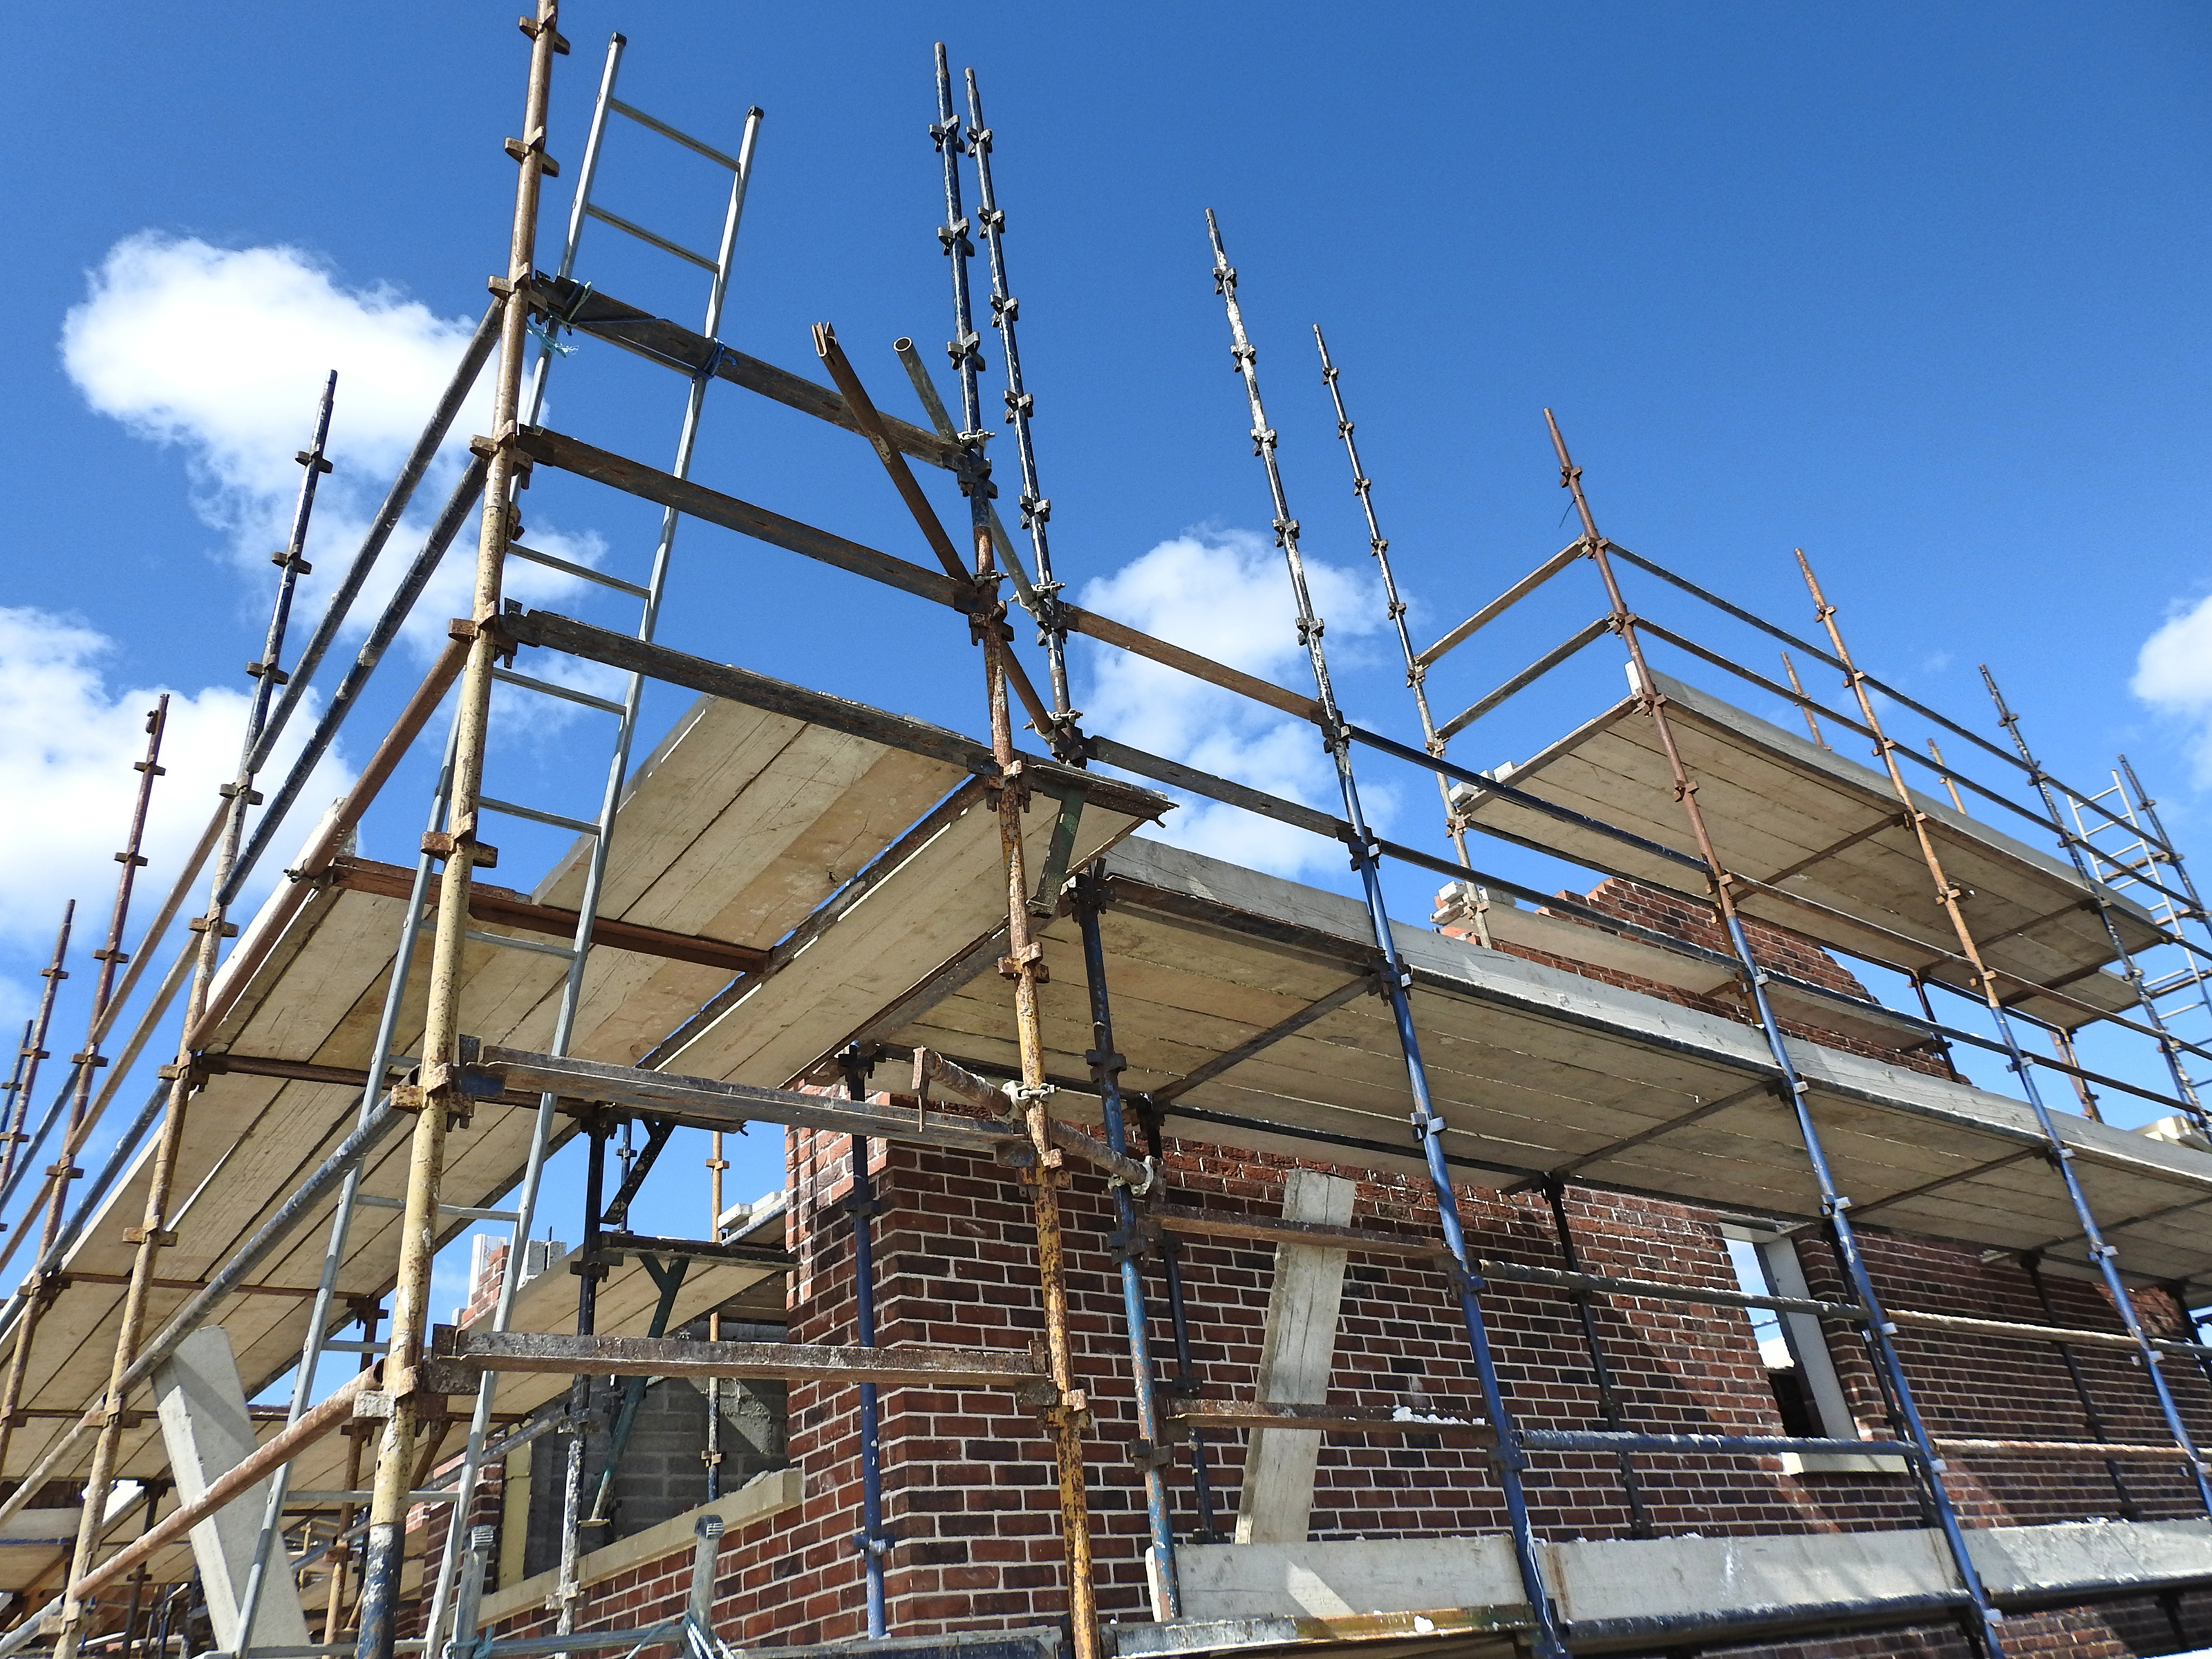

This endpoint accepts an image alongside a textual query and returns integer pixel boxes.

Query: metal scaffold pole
[1205,209,1568,1659]
[354,8,563,1656]
[0,697,169,1483]
[1546,413,2009,1655]
[1073,871,1180,1620]
[962,66,1070,726]
[55,371,337,1659]
[1,912,75,1203]
[1311,326,1470,865]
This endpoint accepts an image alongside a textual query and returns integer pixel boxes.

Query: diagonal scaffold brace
[1203,208,1570,1659]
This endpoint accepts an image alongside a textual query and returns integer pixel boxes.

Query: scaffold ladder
[230,36,762,1657]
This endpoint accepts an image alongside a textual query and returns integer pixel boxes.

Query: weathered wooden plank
[514,426,972,610]
[431,1329,1043,1387]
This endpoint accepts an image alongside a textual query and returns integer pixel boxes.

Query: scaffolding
[7,9,2212,1659]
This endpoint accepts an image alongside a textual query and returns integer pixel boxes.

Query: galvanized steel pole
[1206,209,1567,1659]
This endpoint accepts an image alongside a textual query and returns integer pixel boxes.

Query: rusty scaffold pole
[1207,209,1568,1659]
[0,697,169,1482]
[55,371,337,1659]
[1546,418,2007,1658]
[1796,550,2212,1517]
[935,42,1100,1658]
[1,912,75,1199]
[353,8,565,1658]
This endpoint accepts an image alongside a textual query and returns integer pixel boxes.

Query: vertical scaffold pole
[962,66,1069,724]
[0,699,168,1483]
[1,914,73,1211]
[1073,870,1180,1620]
[1205,209,1566,1659]
[1312,326,1470,866]
[1797,551,2212,1519]
[57,373,336,1659]
[355,9,563,1659]
[1980,667,2208,1132]
[1544,421,2004,1657]
[840,1049,889,1638]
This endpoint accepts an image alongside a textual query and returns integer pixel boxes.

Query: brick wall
[471,887,2212,1658]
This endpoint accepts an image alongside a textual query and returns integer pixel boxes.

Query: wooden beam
[324,856,769,975]
[428,1328,1044,1388]
[532,275,964,471]
[1059,605,1320,723]
[500,610,1165,828]
[474,1042,1017,1157]
[1147,1203,1443,1263]
[514,425,975,611]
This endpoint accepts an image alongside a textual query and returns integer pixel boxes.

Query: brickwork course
[460,879,2212,1659]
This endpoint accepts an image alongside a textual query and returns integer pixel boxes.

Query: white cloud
[0,608,354,1025]
[59,233,608,658]
[2135,591,2212,783]
[1076,527,1391,879]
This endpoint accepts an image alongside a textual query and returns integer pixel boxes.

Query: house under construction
[7,10,2212,1659]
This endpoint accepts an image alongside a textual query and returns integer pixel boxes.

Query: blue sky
[4,3,2211,1331]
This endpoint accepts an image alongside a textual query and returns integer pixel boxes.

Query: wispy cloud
[0,606,352,1023]
[2135,590,2212,784]
[1076,527,1390,879]
[59,232,606,657]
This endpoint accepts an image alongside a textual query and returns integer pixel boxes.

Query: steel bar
[1550,415,2005,1657]
[1164,1400,1492,1439]
[966,66,1071,716]
[1796,547,2212,1520]
[890,337,1042,606]
[1313,326,1468,863]
[1149,977,1374,1106]
[607,95,743,170]
[1207,209,1564,1658]
[1541,1182,1653,1536]
[813,324,974,585]
[841,1053,888,1638]
[1074,872,1179,1618]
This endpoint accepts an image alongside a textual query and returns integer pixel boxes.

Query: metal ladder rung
[478,796,602,836]
[606,95,745,173]
[466,927,577,960]
[492,667,626,717]
[585,202,717,271]
[507,541,650,599]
